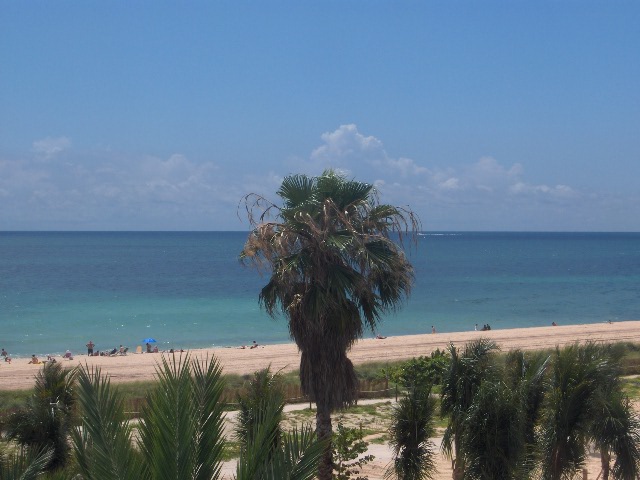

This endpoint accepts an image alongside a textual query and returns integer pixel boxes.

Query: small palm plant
[539,342,640,480]
[236,367,284,456]
[234,368,326,480]
[71,353,325,480]
[4,362,77,472]
[385,383,437,480]
[440,338,498,479]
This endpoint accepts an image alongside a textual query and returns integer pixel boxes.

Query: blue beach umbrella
[142,338,157,343]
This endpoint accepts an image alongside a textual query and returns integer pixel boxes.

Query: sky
[1,1,639,231]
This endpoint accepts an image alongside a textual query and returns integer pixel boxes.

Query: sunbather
[28,355,41,364]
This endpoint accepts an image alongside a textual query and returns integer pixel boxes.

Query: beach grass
[3,341,640,420]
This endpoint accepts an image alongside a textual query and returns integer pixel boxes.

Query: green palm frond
[0,446,53,480]
[278,425,328,480]
[236,368,284,454]
[386,385,437,480]
[72,365,142,480]
[190,354,226,480]
[235,391,285,480]
[462,380,527,480]
[440,339,498,472]
[278,174,316,211]
[539,342,628,480]
[138,353,225,480]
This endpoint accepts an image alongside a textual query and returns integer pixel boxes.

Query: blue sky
[1,2,638,231]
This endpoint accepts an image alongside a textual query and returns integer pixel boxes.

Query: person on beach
[28,355,41,364]
[375,334,387,339]
[86,340,95,355]
[474,323,478,331]
[146,342,152,353]
[250,340,259,349]
[2,349,11,364]
[552,321,557,326]
[431,326,436,334]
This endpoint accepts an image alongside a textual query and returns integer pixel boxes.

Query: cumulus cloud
[295,124,632,230]
[305,124,430,179]
[32,136,71,160]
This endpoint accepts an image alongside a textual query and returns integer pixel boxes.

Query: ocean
[1,231,639,357]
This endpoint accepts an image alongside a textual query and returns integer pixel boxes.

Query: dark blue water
[1,232,638,357]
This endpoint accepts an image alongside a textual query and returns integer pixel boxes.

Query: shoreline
[2,320,640,391]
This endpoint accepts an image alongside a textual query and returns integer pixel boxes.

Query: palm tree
[461,379,527,480]
[385,383,437,480]
[590,389,640,480]
[71,353,325,480]
[4,362,77,472]
[235,367,284,459]
[241,170,419,480]
[440,339,497,479]
[538,342,640,480]
[503,350,550,478]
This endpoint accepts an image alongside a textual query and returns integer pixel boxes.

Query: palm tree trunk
[600,450,610,480]
[316,403,333,480]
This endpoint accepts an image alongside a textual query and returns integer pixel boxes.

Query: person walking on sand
[86,340,95,356]
[431,325,436,334]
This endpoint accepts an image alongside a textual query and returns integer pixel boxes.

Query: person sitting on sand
[47,355,57,363]
[250,340,259,349]
[375,334,387,339]
[64,350,73,360]
[152,345,159,353]
[28,355,41,364]
[551,321,557,326]
[146,342,152,353]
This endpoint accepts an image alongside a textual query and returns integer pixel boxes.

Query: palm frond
[0,447,53,480]
[386,385,437,480]
[72,365,142,480]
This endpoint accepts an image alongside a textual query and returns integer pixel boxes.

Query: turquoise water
[1,231,639,357]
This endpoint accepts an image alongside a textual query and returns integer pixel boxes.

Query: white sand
[2,320,639,391]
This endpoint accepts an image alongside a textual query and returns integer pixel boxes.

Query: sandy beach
[3,320,640,391]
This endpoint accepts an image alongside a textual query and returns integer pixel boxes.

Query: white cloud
[438,177,460,190]
[1,125,637,231]
[509,182,578,198]
[32,136,71,160]
[307,124,430,179]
